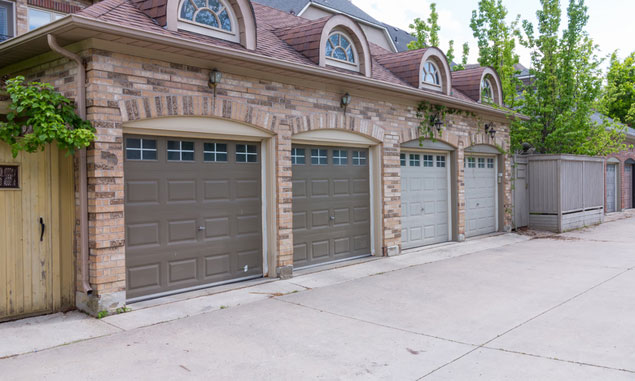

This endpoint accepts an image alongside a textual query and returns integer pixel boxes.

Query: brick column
[274,120,294,278]
[382,133,401,255]
[456,141,466,240]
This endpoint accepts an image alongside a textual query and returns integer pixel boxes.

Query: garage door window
[400,153,406,167]
[353,151,367,166]
[465,157,475,168]
[167,140,195,161]
[436,155,445,167]
[291,148,305,165]
[423,155,434,167]
[311,149,328,165]
[333,150,348,165]
[478,158,485,168]
[487,158,495,168]
[236,144,258,163]
[409,154,420,167]
[203,142,227,162]
[126,138,157,160]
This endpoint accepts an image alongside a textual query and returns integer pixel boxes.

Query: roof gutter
[47,34,92,295]
[1,15,527,120]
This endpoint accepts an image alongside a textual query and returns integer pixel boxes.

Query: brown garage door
[292,145,371,268]
[124,135,262,300]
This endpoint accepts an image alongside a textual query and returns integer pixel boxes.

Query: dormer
[451,66,503,106]
[162,0,256,49]
[375,47,452,95]
[275,14,372,77]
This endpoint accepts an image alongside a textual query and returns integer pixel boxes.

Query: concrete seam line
[418,267,633,379]
[479,346,635,375]
[272,298,477,348]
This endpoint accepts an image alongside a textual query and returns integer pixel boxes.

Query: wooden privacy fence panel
[525,154,604,233]
[0,143,75,322]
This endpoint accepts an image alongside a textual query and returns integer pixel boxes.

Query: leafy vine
[416,101,476,139]
[0,76,95,157]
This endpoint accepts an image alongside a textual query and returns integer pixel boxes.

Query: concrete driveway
[1,215,635,380]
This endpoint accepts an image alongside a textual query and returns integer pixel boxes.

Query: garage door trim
[400,148,453,247]
[464,153,499,237]
[291,130,382,265]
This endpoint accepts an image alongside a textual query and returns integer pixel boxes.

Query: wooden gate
[0,143,75,321]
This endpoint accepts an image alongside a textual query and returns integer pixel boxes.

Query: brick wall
[14,46,513,309]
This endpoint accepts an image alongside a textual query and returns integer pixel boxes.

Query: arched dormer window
[325,31,359,71]
[422,60,441,86]
[178,0,240,43]
[481,77,494,102]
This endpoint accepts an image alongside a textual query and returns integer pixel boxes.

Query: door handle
[198,226,206,231]
[39,217,45,242]
[329,216,335,221]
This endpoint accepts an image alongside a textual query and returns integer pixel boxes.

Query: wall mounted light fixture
[431,113,444,132]
[484,122,496,138]
[340,93,352,113]
[209,69,222,97]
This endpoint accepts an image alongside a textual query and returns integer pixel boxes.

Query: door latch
[198,226,206,231]
[39,217,45,242]
[329,216,335,221]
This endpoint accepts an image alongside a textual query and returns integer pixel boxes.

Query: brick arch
[398,126,461,148]
[465,131,507,152]
[119,96,283,133]
[287,112,386,142]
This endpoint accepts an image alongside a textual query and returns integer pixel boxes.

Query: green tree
[470,0,521,107]
[408,3,468,71]
[601,51,635,126]
[0,76,95,157]
[515,0,626,155]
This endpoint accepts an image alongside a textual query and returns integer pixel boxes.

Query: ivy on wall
[0,76,95,157]
[416,100,476,139]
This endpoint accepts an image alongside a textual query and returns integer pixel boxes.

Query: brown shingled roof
[451,66,486,102]
[375,49,427,88]
[74,0,487,105]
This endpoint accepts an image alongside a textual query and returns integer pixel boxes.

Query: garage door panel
[127,223,160,247]
[204,254,231,278]
[167,180,196,202]
[203,180,230,200]
[311,180,329,196]
[353,235,370,251]
[293,145,371,267]
[334,238,350,254]
[400,152,450,249]
[127,181,160,204]
[127,264,161,291]
[312,241,330,258]
[168,258,198,284]
[125,135,262,300]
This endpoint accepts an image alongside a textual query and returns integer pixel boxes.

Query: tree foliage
[601,51,635,127]
[408,3,468,71]
[470,0,521,107]
[514,0,627,156]
[0,76,95,157]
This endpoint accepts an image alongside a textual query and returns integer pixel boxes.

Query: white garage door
[464,156,497,238]
[401,152,450,249]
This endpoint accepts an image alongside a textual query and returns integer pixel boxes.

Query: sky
[352,0,635,70]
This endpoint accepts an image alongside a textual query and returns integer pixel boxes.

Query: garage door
[292,145,371,268]
[124,135,262,300]
[400,152,450,249]
[625,165,633,209]
[606,164,617,213]
[464,155,497,237]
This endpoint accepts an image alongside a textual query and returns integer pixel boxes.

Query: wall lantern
[340,93,352,113]
[431,113,444,132]
[484,122,496,138]
[209,69,222,97]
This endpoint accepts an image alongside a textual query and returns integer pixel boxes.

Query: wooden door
[0,143,75,321]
